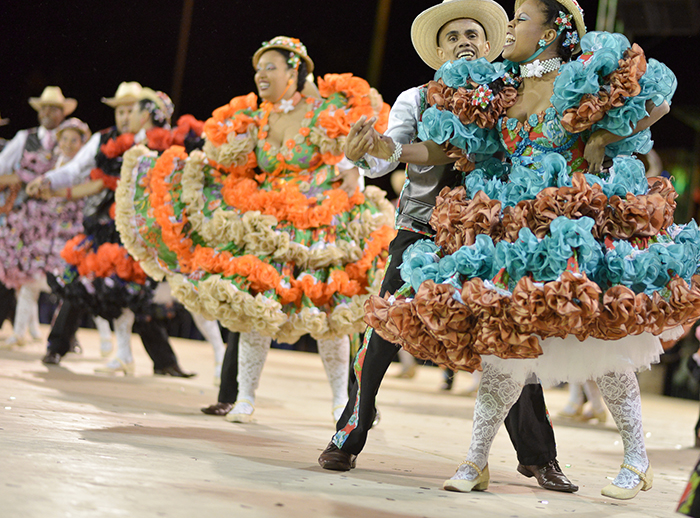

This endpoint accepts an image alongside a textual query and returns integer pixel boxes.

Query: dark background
[0,0,697,151]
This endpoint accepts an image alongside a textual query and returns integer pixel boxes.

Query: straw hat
[514,0,586,53]
[28,86,77,116]
[252,36,315,73]
[56,117,92,143]
[138,88,175,124]
[411,0,508,69]
[101,81,143,107]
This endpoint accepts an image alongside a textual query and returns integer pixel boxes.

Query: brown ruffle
[561,44,648,134]
[430,173,676,247]
[365,273,700,372]
[425,79,518,130]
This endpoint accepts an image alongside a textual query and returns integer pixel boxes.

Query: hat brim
[514,0,586,53]
[0,118,9,126]
[411,0,508,69]
[29,98,77,116]
[101,95,140,108]
[252,45,315,74]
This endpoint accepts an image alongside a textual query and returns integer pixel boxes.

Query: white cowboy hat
[411,0,508,69]
[101,81,144,107]
[514,0,586,53]
[28,86,77,116]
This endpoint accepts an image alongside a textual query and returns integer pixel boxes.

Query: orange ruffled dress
[116,74,395,344]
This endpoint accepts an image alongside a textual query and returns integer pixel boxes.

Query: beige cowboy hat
[412,0,508,69]
[252,36,315,74]
[28,86,77,116]
[514,0,586,53]
[101,81,144,107]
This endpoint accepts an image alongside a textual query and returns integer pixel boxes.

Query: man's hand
[345,116,378,161]
[26,177,53,199]
[584,129,612,174]
[0,174,21,188]
[331,168,360,196]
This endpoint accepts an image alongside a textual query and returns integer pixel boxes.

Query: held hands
[26,177,53,200]
[345,115,396,161]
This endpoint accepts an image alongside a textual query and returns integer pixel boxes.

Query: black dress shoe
[517,460,579,492]
[318,442,357,471]
[154,364,196,378]
[201,402,234,415]
[42,352,62,365]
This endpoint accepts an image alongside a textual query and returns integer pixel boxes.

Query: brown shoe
[517,460,578,492]
[201,402,234,416]
[318,442,357,471]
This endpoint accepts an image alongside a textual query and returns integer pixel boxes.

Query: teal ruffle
[402,219,700,296]
[418,107,502,158]
[433,57,505,88]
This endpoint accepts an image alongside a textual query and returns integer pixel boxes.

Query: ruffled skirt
[0,197,83,289]
[364,161,700,376]
[116,146,395,343]
[49,215,153,321]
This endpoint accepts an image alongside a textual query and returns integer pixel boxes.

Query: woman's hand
[26,177,53,199]
[345,116,377,161]
[584,130,611,174]
[332,168,360,196]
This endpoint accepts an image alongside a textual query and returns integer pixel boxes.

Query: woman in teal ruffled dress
[359,0,687,500]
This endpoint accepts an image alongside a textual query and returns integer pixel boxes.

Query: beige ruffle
[202,126,257,167]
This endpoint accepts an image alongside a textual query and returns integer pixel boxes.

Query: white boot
[317,335,350,421]
[95,309,135,376]
[226,330,271,423]
[192,313,225,386]
[94,316,114,357]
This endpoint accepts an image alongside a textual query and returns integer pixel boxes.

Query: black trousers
[217,331,239,404]
[0,281,16,326]
[47,301,180,371]
[331,230,557,466]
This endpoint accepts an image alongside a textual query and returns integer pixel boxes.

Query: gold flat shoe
[601,464,653,500]
[443,461,489,492]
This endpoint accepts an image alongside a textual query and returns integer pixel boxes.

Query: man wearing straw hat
[318,0,578,493]
[0,87,76,345]
[26,83,195,379]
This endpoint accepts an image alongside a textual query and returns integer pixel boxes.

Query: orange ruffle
[90,168,119,191]
[61,236,146,284]
[203,93,258,146]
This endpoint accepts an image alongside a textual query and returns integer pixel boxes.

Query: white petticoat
[481,332,663,386]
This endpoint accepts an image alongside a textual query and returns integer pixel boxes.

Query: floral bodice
[254,96,342,175]
[499,106,589,174]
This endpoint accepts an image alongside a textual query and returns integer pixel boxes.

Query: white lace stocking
[453,363,524,481]
[94,316,113,354]
[237,331,272,405]
[14,279,44,340]
[192,313,226,367]
[114,309,135,365]
[583,379,606,414]
[595,371,648,489]
[317,335,350,419]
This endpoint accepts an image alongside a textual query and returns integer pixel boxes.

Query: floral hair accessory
[256,36,314,72]
[140,89,174,126]
[562,30,580,50]
[554,11,574,32]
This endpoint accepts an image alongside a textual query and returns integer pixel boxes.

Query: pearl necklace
[520,57,562,78]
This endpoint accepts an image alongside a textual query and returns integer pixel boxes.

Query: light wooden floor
[0,323,696,518]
